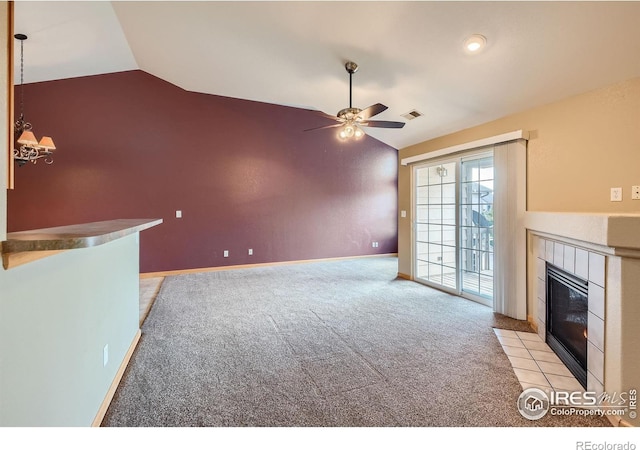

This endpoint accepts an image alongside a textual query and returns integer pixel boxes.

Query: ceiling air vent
[401,109,423,120]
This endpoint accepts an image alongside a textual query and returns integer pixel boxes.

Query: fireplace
[546,264,588,388]
[526,211,640,427]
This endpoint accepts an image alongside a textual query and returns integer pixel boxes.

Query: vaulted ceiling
[13,1,640,149]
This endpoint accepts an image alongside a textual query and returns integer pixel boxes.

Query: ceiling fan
[305,61,405,140]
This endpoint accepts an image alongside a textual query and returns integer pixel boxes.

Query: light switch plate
[611,187,622,202]
[401,210,407,218]
[176,210,182,218]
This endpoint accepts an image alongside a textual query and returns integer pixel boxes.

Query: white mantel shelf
[524,212,640,253]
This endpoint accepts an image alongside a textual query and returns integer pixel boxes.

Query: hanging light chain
[15,34,31,131]
[19,36,24,121]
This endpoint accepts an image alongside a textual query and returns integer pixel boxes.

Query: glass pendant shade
[338,122,367,140]
[343,124,355,138]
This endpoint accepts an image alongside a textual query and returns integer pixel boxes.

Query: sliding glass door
[415,161,458,293]
[414,153,494,305]
[460,156,494,301]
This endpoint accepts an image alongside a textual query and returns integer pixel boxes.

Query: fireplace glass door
[546,264,588,388]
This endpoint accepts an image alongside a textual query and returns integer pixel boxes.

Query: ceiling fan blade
[358,103,388,120]
[304,123,343,132]
[361,120,405,129]
[307,109,341,122]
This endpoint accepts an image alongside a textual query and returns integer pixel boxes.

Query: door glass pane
[441,205,456,225]
[414,162,457,291]
[416,205,428,222]
[442,183,456,204]
[416,242,429,261]
[460,156,494,299]
[442,263,457,289]
[428,205,442,222]
[416,169,429,187]
[427,263,441,284]
[428,185,442,202]
[416,186,429,204]
[417,260,428,279]
[428,243,442,263]
[416,223,428,242]
[442,225,456,246]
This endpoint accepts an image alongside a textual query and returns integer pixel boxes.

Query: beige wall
[397,76,640,276]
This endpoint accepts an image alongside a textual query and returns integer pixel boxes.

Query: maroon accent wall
[8,70,398,273]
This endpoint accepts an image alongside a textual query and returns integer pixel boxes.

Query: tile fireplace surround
[525,212,640,427]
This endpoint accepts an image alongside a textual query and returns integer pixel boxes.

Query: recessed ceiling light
[464,34,487,54]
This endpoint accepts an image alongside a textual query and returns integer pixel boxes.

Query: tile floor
[493,328,584,395]
[139,277,164,326]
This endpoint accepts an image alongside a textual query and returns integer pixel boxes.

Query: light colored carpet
[103,257,609,427]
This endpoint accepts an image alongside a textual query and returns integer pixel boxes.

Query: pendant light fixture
[13,33,57,166]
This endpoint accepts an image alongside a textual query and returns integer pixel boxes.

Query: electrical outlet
[223,250,229,257]
[401,210,407,218]
[248,248,253,256]
[103,344,109,367]
[611,187,623,202]
[632,186,640,200]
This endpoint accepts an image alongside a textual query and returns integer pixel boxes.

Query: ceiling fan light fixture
[306,61,405,140]
[464,34,487,53]
[338,123,365,141]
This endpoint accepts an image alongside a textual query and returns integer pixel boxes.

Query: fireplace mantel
[524,211,640,254]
